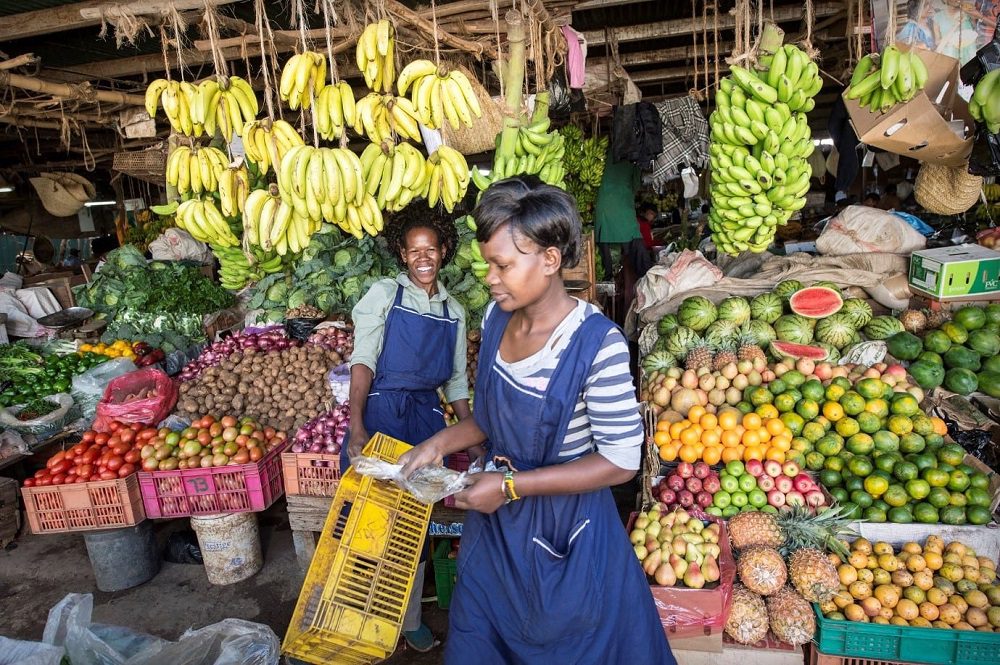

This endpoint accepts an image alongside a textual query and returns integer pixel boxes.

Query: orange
[701,430,721,447]
[678,444,700,464]
[930,417,948,436]
[823,402,845,422]
[719,410,740,430]
[659,444,678,462]
[654,431,671,447]
[744,445,765,462]
[721,447,742,463]
[721,430,742,447]
[742,430,761,447]
[756,404,779,420]
[757,428,772,443]
[656,420,672,432]
[765,448,786,463]
[766,418,785,436]
[688,405,706,422]
[702,446,722,465]
[743,413,762,430]
[700,413,718,430]
[771,434,792,451]
[669,421,686,439]
[680,428,700,447]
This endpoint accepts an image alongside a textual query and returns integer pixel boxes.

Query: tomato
[70,443,89,457]
[137,429,156,442]
[232,449,250,465]
[75,476,89,483]
[112,443,130,457]
[118,429,135,445]
[34,468,50,479]
[81,430,96,443]
[108,421,122,432]
[129,422,142,431]
[94,432,110,446]
[249,447,263,462]
[99,471,117,480]
[140,444,156,460]
[141,457,159,472]
[50,474,66,485]
[197,431,212,446]
[76,464,93,480]
[23,478,35,487]
[46,451,66,469]
[158,427,172,438]
[49,459,71,475]
[118,463,136,477]
[80,449,99,465]
[123,450,141,464]
[37,477,52,486]
[106,455,124,471]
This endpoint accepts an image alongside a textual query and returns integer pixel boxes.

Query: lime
[795,398,820,421]
[912,502,939,523]
[924,433,945,450]
[830,487,850,504]
[840,502,861,519]
[964,487,991,507]
[890,393,921,417]
[856,378,886,400]
[805,451,826,471]
[850,490,874,509]
[819,469,843,488]
[967,505,992,525]
[872,499,890,512]
[883,485,909,507]
[937,444,965,466]
[872,431,900,454]
[736,401,753,414]
[768,379,787,396]
[893,461,919,482]
[873,449,901,473]
[831,376,852,391]
[801,380,825,401]
[957,463,976,475]
[836,417,861,438]
[899,433,926,454]
[937,463,955,474]
[780,412,805,436]
[888,506,914,523]
[863,474,889,497]
[864,506,888,523]
[749,387,774,406]
[923,467,950,488]
[969,473,990,490]
[848,456,874,477]
[782,370,806,387]
[940,506,967,525]
[927,487,952,508]
[845,476,865,493]
[791,437,811,453]
[840,391,866,416]
[802,421,826,443]
[910,415,935,437]
[905,479,931,500]
[856,412,882,434]
[948,470,971,492]
[949,492,968,507]
[847,433,875,456]
[911,453,937,472]
[816,435,844,457]
[823,455,846,472]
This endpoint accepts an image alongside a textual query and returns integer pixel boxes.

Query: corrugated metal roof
[0,0,79,19]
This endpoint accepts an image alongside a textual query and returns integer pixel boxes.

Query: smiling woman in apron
[399,177,675,665]
[344,204,473,653]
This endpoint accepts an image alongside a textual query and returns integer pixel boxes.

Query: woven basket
[440,63,505,156]
[914,162,983,215]
[113,146,167,185]
[30,174,92,217]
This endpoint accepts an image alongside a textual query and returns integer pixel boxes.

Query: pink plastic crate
[138,440,290,518]
[442,452,471,508]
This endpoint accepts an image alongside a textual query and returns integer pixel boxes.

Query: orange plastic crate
[282,452,342,498]
[22,474,145,534]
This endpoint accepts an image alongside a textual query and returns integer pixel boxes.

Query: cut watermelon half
[770,340,829,360]
[788,286,843,319]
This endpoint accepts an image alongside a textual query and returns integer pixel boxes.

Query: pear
[646,521,662,541]
[674,509,691,525]
[643,549,663,576]
[635,515,650,530]
[672,536,688,556]
[687,519,704,534]
[629,529,646,546]
[645,537,660,553]
[655,562,677,587]
[702,555,721,584]
[684,562,706,589]
[670,553,688,579]
[701,543,721,559]
[633,545,647,560]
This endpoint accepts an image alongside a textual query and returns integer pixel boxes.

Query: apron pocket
[520,518,600,644]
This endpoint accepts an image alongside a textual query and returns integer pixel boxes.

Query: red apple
[676,462,695,479]
[784,490,805,507]
[767,489,786,508]
[666,474,685,492]
[686,477,703,494]
[763,460,783,478]
[659,488,677,506]
[678,490,695,507]
[793,475,815,493]
[775,475,794,494]
[745,459,764,477]
[805,490,826,508]
[782,461,801,478]
[696,491,714,508]
[756,475,775,492]
[693,462,711,479]
[702,475,721,494]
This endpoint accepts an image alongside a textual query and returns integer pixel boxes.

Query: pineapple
[728,511,783,550]
[737,334,766,364]
[728,505,855,557]
[924,308,950,329]
[712,339,737,371]
[737,546,787,596]
[788,547,840,602]
[725,584,769,645]
[766,586,816,646]
[684,339,714,371]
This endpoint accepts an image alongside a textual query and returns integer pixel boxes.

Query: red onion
[290,403,350,454]
[178,328,300,382]
[308,327,354,359]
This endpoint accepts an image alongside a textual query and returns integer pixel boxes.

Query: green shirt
[349,273,469,403]
[594,155,641,244]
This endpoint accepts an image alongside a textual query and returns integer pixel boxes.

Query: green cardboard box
[908,244,1000,302]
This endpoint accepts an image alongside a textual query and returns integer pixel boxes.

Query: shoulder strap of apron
[391,283,404,306]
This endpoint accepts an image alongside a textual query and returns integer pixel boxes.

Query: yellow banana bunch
[353,93,423,143]
[279,51,327,111]
[242,119,305,175]
[356,20,395,93]
[193,76,259,141]
[397,60,483,130]
[314,81,357,141]
[176,198,239,247]
[165,146,228,196]
[360,141,428,213]
[217,165,250,218]
[145,78,204,137]
[212,244,284,291]
[276,145,383,241]
[424,146,470,213]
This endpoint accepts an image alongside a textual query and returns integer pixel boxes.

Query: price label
[184,476,216,495]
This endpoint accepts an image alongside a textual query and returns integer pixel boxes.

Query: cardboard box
[908,244,1000,301]
[843,46,974,166]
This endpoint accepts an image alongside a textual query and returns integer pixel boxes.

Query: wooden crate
[0,477,19,548]
[563,231,596,303]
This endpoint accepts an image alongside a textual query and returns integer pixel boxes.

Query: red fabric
[637,217,655,250]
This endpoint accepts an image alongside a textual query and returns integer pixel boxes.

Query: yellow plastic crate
[283,434,433,664]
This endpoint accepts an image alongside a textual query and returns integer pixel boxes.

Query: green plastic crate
[432,540,458,609]
[813,605,1000,665]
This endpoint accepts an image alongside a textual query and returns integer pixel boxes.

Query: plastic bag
[0,637,64,665]
[0,429,29,463]
[163,530,203,565]
[0,393,74,437]
[285,317,324,342]
[327,363,350,404]
[944,416,1000,472]
[42,593,281,665]
[352,456,470,504]
[72,358,138,423]
[93,369,177,432]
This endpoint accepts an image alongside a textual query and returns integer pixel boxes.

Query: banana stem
[532,91,550,124]
[757,21,785,58]
[497,10,527,162]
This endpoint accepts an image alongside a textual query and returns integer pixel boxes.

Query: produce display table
[0,429,74,474]
[286,494,332,571]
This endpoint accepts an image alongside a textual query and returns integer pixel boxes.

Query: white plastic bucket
[190,512,262,585]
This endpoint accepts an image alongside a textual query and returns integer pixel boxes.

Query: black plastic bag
[943,416,1000,473]
[285,317,325,342]
[163,530,203,565]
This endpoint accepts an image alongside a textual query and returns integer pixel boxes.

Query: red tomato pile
[139,414,287,472]
[24,421,148,487]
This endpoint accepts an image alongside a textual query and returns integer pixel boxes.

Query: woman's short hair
[472,175,582,268]
[384,202,459,269]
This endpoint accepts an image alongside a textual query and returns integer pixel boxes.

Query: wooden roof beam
[590,42,736,68]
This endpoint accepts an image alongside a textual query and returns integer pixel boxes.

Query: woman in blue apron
[343,205,472,652]
[399,177,675,664]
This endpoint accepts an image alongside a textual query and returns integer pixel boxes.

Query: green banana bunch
[970,68,1000,134]
[456,215,489,278]
[708,44,822,256]
[472,115,567,192]
[212,245,285,291]
[560,125,609,216]
[983,182,1000,202]
[846,46,929,113]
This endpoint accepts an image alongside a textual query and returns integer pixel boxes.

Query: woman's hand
[452,472,507,514]
[347,426,370,460]
[398,440,444,478]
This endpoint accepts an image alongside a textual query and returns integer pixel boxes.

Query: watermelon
[704,319,740,346]
[942,346,981,371]
[841,298,873,329]
[814,313,857,349]
[977,370,1000,397]
[816,342,841,363]
[788,286,844,319]
[717,296,752,325]
[909,360,946,390]
[944,368,978,396]
[863,315,905,340]
[774,314,815,345]
[750,292,784,324]
[953,306,986,331]
[770,341,829,360]
[742,320,777,346]
[677,296,718,332]
[657,314,679,337]
[811,281,842,294]
[773,280,803,300]
[642,351,677,374]
[985,304,1000,325]
[664,326,700,359]
[886,332,923,361]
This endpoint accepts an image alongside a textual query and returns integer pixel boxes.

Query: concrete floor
[0,502,446,664]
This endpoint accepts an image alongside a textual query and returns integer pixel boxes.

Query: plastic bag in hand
[352,456,471,504]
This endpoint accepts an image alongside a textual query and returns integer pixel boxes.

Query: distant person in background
[594,152,641,277]
[863,192,880,208]
[61,248,82,268]
[636,203,657,250]
[90,234,121,274]
[828,95,861,204]
[880,184,902,211]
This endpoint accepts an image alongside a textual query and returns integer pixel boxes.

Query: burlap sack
[815,205,926,256]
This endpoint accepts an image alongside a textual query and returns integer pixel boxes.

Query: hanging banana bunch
[397,60,483,130]
[175,198,240,247]
[279,50,327,111]
[145,79,204,137]
[165,146,229,196]
[193,75,259,141]
[217,165,250,218]
[315,80,358,141]
[846,46,928,113]
[425,146,470,213]
[353,93,424,144]
[242,119,305,176]
[360,141,429,213]
[213,245,285,292]
[356,20,396,93]
[471,116,566,190]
